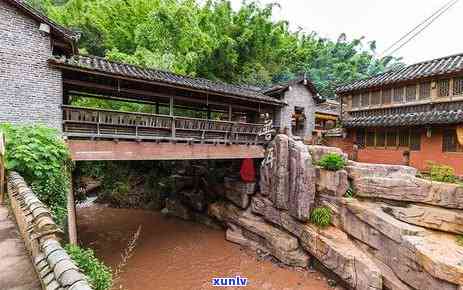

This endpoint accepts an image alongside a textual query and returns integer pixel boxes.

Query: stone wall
[0,1,63,130]
[7,172,93,290]
[206,134,463,290]
[273,83,316,139]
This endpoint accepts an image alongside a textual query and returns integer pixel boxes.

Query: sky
[229,0,462,65]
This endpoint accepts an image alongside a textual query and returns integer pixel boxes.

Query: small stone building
[0,0,78,130]
[263,76,324,141]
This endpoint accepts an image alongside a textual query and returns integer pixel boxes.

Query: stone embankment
[8,172,93,290]
[206,134,463,290]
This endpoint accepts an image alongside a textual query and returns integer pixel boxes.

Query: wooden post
[228,105,232,122]
[67,167,77,245]
[170,97,176,139]
[0,132,4,204]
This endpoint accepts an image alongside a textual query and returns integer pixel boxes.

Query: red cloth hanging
[240,158,256,182]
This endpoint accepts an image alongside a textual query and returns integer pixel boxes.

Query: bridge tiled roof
[343,101,463,127]
[315,100,340,116]
[50,55,286,106]
[337,53,463,94]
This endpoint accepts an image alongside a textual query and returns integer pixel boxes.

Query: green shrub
[345,185,356,198]
[310,207,332,228]
[429,162,457,183]
[65,244,112,290]
[0,124,71,225]
[318,153,346,171]
[457,235,463,247]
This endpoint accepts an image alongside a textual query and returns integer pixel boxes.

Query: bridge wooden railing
[0,132,5,203]
[62,105,274,144]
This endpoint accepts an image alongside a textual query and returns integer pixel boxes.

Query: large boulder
[223,177,256,209]
[352,175,463,209]
[271,134,290,209]
[307,145,348,163]
[209,201,309,267]
[288,139,316,221]
[251,196,382,290]
[383,203,463,234]
[315,167,349,197]
[340,199,463,289]
[346,161,417,180]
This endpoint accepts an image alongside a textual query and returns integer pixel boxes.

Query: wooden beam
[53,64,284,107]
[67,167,77,245]
[67,140,265,161]
[64,79,273,113]
[0,133,4,204]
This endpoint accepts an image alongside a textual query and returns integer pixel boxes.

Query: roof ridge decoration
[261,74,322,101]
[337,52,463,94]
[49,55,286,106]
[4,0,79,42]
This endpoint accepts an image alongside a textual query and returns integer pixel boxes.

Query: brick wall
[274,83,316,139]
[0,1,63,130]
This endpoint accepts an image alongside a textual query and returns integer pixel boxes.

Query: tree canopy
[31,0,401,97]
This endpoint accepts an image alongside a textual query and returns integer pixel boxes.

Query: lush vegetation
[30,0,401,98]
[309,206,332,228]
[65,244,113,290]
[457,235,463,247]
[428,162,457,183]
[318,153,346,171]
[0,124,71,226]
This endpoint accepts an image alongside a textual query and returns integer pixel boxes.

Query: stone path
[0,205,40,290]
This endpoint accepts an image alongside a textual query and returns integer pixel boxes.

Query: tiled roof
[4,0,79,42]
[343,101,463,127]
[337,53,463,94]
[261,75,321,99]
[315,100,340,116]
[50,55,285,106]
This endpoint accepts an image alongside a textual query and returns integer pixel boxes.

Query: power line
[384,0,459,57]
[380,0,459,57]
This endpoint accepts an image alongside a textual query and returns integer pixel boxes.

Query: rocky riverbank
[204,134,463,290]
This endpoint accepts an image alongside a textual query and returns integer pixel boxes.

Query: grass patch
[310,207,332,228]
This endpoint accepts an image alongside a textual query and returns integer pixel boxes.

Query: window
[382,89,392,105]
[376,130,386,147]
[398,129,409,147]
[366,131,375,147]
[386,130,397,147]
[443,130,463,152]
[361,92,370,107]
[393,87,404,103]
[410,130,421,151]
[419,82,431,100]
[352,94,361,108]
[371,91,381,106]
[437,79,450,97]
[406,85,417,102]
[454,77,463,96]
[356,129,365,148]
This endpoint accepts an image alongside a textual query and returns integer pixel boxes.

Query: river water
[77,204,332,290]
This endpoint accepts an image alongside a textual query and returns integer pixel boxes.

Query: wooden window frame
[453,77,463,96]
[419,82,431,100]
[393,87,404,103]
[351,94,360,109]
[405,84,417,102]
[382,88,392,105]
[437,79,450,98]
[370,90,381,106]
[361,92,370,107]
[442,129,463,152]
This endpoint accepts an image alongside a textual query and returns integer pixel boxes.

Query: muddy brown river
[77,204,332,290]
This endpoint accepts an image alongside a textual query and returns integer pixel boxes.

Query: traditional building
[263,76,324,141]
[337,53,463,174]
[0,0,78,129]
[314,99,339,135]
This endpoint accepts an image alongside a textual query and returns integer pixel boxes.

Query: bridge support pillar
[67,174,77,245]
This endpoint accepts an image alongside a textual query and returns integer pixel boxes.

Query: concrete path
[0,205,41,290]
